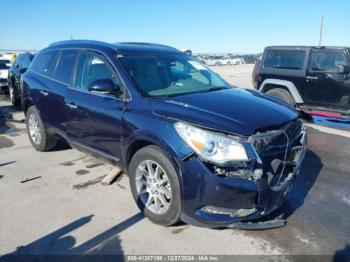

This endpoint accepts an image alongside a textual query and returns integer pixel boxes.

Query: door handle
[306,76,318,81]
[66,103,78,109]
[40,90,49,96]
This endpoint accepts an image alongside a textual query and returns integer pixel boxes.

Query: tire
[265,88,295,105]
[10,86,20,106]
[25,106,56,151]
[129,145,181,226]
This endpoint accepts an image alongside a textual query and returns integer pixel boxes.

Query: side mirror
[337,64,350,74]
[88,79,122,95]
[19,68,27,74]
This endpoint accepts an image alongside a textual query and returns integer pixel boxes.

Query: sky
[1,0,350,53]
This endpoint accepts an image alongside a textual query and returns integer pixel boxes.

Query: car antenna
[318,15,324,47]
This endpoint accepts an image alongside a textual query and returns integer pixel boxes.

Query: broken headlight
[174,122,248,164]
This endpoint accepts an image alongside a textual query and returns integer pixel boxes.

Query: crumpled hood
[150,88,298,136]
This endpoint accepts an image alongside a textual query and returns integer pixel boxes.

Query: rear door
[47,50,79,131]
[306,48,350,111]
[65,51,125,162]
[29,50,59,124]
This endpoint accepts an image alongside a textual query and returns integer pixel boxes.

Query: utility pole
[318,15,324,46]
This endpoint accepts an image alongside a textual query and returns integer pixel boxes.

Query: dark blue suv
[22,40,307,228]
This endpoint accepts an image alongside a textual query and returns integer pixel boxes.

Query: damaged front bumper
[179,120,307,228]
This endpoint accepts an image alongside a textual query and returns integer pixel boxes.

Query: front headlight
[174,122,248,163]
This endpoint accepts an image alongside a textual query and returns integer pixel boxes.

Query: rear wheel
[129,145,181,226]
[265,88,295,105]
[26,106,56,151]
[10,86,20,106]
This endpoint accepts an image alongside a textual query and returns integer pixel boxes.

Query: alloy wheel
[10,88,15,104]
[28,113,42,145]
[135,160,172,215]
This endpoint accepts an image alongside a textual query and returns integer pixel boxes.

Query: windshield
[118,53,230,97]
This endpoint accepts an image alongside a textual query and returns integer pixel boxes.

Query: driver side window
[74,52,119,91]
[310,50,347,72]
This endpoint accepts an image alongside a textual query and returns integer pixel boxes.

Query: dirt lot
[210,64,255,88]
[0,65,349,260]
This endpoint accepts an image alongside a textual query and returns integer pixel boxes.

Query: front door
[305,49,350,111]
[64,51,125,162]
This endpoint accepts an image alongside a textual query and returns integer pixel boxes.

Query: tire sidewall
[25,106,49,151]
[128,145,182,226]
[266,88,295,105]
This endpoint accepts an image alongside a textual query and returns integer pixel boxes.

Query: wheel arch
[259,79,304,104]
[22,98,34,113]
[123,134,187,177]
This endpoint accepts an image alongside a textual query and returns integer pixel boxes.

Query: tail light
[252,73,260,88]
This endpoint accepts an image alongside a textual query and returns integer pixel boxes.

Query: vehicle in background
[8,52,35,105]
[22,40,306,229]
[202,56,223,66]
[252,58,261,87]
[220,56,244,66]
[243,54,260,64]
[0,59,11,94]
[254,46,350,118]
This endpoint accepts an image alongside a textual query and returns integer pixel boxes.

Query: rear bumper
[179,128,307,228]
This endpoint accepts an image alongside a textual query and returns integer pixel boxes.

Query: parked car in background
[0,59,11,94]
[243,54,260,64]
[22,40,306,229]
[253,46,350,118]
[220,56,244,66]
[8,52,35,105]
[202,56,223,66]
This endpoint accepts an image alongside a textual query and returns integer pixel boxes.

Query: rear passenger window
[31,50,59,76]
[54,50,78,84]
[73,52,118,90]
[263,50,305,70]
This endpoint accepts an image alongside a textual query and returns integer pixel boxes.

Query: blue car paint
[21,40,304,227]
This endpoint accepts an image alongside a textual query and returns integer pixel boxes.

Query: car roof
[265,46,350,51]
[45,40,181,54]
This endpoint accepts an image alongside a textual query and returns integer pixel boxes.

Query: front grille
[250,119,305,188]
[250,119,303,154]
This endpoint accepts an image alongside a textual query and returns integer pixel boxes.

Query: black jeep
[253,46,350,117]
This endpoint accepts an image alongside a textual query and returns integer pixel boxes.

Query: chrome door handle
[306,76,318,81]
[40,90,48,96]
[66,103,78,109]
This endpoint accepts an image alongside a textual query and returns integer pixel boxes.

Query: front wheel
[129,145,181,226]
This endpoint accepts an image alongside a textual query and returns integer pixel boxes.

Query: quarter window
[310,50,347,72]
[263,50,305,70]
[54,50,78,84]
[31,50,59,76]
[74,53,119,91]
